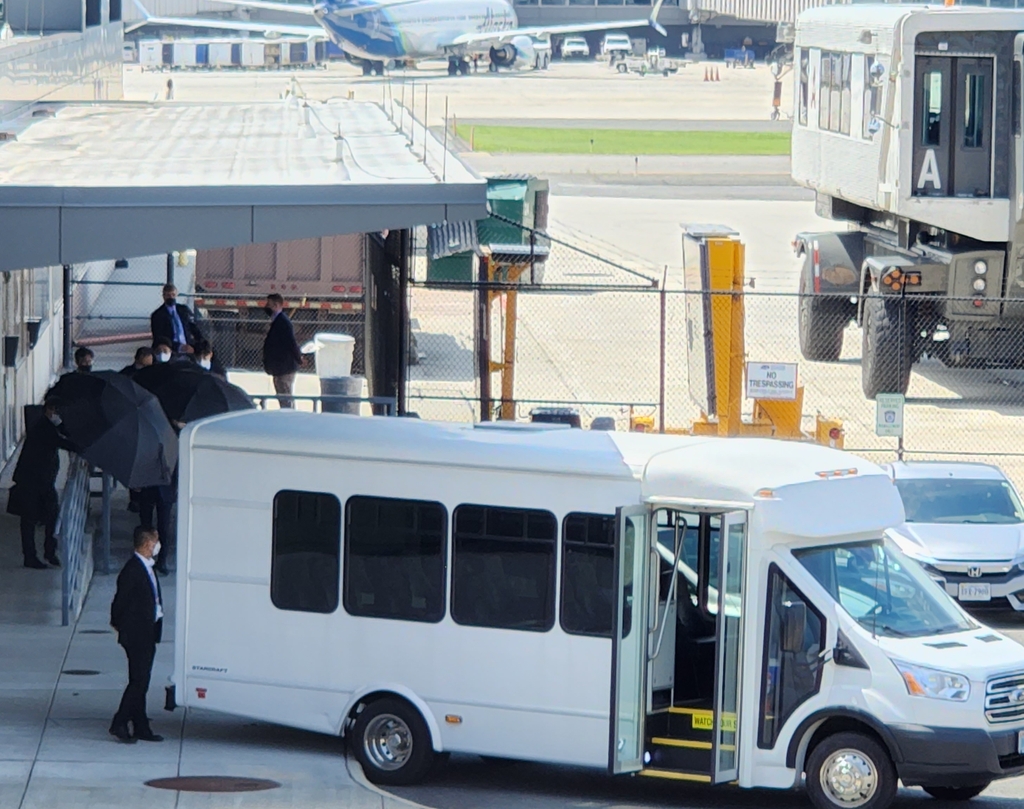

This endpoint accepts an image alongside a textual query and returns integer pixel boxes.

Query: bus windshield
[793,539,975,639]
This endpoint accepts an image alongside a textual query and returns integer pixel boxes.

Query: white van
[601,32,633,59]
[171,413,1024,809]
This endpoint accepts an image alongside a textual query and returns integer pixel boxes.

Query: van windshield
[793,539,975,638]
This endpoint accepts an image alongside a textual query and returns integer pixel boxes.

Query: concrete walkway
[0,488,420,809]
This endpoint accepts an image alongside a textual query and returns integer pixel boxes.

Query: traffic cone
[714,66,720,81]
[703,67,709,81]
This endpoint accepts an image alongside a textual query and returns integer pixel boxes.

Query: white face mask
[48,414,62,426]
[152,542,162,558]
[156,351,171,363]
[198,358,211,370]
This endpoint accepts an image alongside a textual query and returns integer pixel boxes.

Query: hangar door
[913,55,993,198]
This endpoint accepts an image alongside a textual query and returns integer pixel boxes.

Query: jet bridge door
[914,55,994,198]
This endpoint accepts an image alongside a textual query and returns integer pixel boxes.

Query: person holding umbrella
[7,397,76,569]
[120,347,153,378]
[74,346,94,373]
[192,338,226,380]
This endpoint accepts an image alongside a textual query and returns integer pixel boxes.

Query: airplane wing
[129,1,323,35]
[453,0,666,47]
[200,0,316,14]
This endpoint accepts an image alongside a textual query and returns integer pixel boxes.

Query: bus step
[647,737,712,772]
[639,768,712,783]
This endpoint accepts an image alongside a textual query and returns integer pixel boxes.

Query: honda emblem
[967,566,983,578]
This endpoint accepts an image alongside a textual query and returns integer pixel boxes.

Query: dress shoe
[109,724,136,744]
[45,554,60,568]
[133,731,164,742]
[23,557,47,570]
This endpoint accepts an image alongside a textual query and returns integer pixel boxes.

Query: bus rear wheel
[923,785,989,801]
[805,732,897,809]
[351,697,435,786]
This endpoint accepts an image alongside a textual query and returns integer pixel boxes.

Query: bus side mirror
[782,602,806,653]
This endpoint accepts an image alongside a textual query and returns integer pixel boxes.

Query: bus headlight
[973,278,987,292]
[892,660,970,701]
[974,260,988,275]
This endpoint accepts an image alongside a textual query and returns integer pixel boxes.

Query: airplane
[130,0,666,77]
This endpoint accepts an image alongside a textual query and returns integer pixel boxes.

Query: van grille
[986,672,1024,723]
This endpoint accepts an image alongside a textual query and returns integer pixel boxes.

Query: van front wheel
[351,698,435,786]
[923,785,989,801]
[806,732,897,809]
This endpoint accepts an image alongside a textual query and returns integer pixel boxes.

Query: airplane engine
[489,37,534,69]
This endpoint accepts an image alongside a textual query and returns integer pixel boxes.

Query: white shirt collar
[135,552,155,570]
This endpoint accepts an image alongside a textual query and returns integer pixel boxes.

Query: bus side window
[271,490,341,614]
[758,565,826,749]
[561,512,615,637]
[344,496,447,623]
[452,505,558,632]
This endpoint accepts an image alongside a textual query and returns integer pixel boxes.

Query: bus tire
[861,295,914,399]
[923,785,989,801]
[805,732,897,809]
[350,697,435,786]
[798,255,848,363]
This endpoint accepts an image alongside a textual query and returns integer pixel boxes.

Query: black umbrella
[133,362,255,423]
[47,371,177,488]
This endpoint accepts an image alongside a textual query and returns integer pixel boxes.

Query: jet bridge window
[452,505,557,631]
[344,496,447,623]
[271,490,341,614]
[964,72,986,148]
[923,70,944,146]
[863,56,881,139]
[818,51,851,135]
[561,512,615,637]
[798,49,809,127]
[758,565,825,748]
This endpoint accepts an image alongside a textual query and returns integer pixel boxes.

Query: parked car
[561,36,590,59]
[600,33,632,60]
[883,461,1024,611]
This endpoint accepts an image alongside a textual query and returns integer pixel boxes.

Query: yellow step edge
[639,768,712,783]
[650,737,712,750]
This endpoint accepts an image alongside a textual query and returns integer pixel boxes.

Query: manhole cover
[61,669,100,676]
[146,776,281,793]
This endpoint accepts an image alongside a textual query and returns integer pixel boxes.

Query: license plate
[1019,731,1024,756]
[958,582,992,601]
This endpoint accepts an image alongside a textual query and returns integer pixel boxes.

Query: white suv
[884,461,1024,611]
[561,36,590,59]
[600,33,632,60]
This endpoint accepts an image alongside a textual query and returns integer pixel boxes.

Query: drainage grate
[78,629,111,634]
[146,776,281,793]
[61,669,100,676]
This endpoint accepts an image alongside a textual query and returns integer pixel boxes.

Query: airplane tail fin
[649,0,667,37]
[131,0,153,20]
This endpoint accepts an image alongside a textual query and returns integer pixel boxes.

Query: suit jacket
[151,303,201,353]
[262,311,303,377]
[110,555,163,648]
[12,417,74,493]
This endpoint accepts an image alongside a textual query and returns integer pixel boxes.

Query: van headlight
[892,660,970,701]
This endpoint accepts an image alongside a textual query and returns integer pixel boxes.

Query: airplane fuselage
[313,0,517,61]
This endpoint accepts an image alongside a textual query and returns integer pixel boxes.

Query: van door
[610,506,650,774]
[914,56,952,196]
[952,57,993,197]
[712,511,746,783]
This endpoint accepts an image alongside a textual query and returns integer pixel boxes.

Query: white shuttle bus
[171,412,1024,809]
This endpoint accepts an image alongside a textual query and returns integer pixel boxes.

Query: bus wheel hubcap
[364,714,413,771]
[821,750,877,807]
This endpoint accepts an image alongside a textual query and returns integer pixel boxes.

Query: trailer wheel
[923,785,989,801]
[806,732,897,809]
[351,697,435,786]
[617,62,628,73]
[798,256,848,363]
[861,295,914,399]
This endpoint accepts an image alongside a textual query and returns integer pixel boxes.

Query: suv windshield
[894,478,1024,524]
[794,539,975,638]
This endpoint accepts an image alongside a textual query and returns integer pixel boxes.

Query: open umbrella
[47,371,177,488]
[133,363,255,423]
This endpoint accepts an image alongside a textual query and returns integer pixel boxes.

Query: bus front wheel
[351,697,435,786]
[805,732,897,809]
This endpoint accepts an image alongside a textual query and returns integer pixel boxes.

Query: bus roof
[187,412,896,508]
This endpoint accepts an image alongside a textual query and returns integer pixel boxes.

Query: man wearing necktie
[150,284,201,355]
[109,526,165,743]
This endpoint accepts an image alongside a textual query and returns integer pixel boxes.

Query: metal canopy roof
[0,100,486,272]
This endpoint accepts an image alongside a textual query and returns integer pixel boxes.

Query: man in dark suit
[7,397,76,569]
[110,526,164,744]
[151,284,201,355]
[262,294,303,409]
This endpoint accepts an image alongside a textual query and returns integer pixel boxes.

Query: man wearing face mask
[151,337,177,365]
[150,284,201,355]
[261,294,303,409]
[191,338,226,380]
[7,397,76,569]
[74,346,94,373]
[109,526,164,743]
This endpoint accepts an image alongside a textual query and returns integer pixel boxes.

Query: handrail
[650,520,685,661]
[57,455,93,627]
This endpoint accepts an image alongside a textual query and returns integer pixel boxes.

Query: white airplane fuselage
[313,0,517,61]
